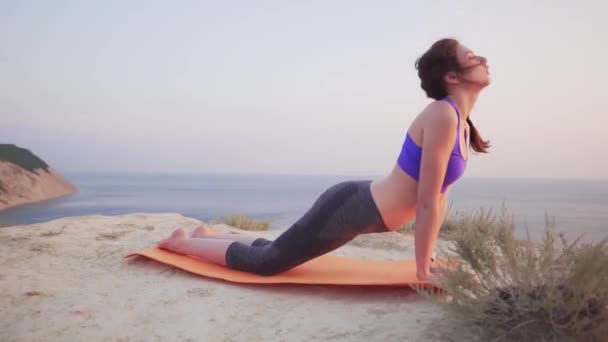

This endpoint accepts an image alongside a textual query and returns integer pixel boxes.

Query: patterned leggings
[224,180,390,276]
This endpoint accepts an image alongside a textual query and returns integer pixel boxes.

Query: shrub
[426,206,608,342]
[221,214,270,231]
[398,203,475,238]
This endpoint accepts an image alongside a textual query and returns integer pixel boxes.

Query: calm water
[1,172,606,242]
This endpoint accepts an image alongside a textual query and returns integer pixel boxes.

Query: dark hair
[415,38,490,153]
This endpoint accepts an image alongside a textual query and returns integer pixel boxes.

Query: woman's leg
[189,225,261,246]
[158,180,389,276]
[158,225,272,265]
[158,228,236,266]
[223,180,390,276]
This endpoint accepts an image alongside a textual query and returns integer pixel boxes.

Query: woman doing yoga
[158,38,491,282]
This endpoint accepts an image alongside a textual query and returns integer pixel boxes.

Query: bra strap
[442,97,461,128]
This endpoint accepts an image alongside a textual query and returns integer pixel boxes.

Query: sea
[1,172,606,243]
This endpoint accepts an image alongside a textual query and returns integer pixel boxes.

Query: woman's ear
[443,71,459,85]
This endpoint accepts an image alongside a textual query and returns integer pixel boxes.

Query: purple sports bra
[397,97,468,193]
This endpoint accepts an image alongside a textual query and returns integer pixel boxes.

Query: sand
[0,213,468,341]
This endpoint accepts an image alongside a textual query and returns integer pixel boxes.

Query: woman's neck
[446,90,479,121]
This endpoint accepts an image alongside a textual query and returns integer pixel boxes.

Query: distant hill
[0,144,77,210]
[0,144,50,174]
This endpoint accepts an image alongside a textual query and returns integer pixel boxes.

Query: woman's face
[455,44,490,86]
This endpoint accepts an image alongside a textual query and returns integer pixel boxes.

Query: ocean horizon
[1,172,606,243]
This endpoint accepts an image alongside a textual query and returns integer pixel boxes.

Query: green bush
[220,214,270,231]
[426,206,608,342]
[0,144,50,173]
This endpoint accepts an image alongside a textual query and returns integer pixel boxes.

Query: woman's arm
[438,191,450,221]
[414,102,458,281]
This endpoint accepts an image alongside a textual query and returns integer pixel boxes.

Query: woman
[158,38,491,282]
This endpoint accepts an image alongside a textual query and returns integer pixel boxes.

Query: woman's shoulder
[419,100,459,129]
[407,100,458,142]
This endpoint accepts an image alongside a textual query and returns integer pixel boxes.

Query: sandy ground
[0,213,470,342]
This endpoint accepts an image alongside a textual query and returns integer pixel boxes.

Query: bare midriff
[370,164,449,231]
[369,164,418,230]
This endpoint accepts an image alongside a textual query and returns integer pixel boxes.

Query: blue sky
[1,0,606,179]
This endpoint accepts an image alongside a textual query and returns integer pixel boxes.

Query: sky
[1,0,607,179]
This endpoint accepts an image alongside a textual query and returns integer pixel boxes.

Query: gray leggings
[224,180,390,276]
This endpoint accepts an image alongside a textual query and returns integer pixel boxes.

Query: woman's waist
[370,175,417,230]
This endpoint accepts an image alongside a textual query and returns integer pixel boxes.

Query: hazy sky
[1,0,607,179]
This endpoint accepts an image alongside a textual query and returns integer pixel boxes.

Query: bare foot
[158,228,188,251]
[190,225,214,238]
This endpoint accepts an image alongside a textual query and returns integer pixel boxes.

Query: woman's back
[370,99,469,230]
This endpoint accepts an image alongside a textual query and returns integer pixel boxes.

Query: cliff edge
[0,144,78,210]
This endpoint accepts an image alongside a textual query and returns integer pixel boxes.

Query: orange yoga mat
[124,246,447,291]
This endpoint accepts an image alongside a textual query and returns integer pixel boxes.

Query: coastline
[0,164,78,211]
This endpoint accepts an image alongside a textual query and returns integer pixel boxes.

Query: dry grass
[221,214,270,231]
[398,203,469,238]
[422,206,608,342]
